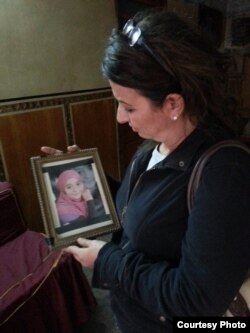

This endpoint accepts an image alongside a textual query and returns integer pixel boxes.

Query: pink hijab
[56,170,88,224]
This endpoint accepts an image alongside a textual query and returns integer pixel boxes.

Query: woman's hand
[64,238,106,269]
[41,144,80,155]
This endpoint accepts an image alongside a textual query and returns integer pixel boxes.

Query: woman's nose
[116,105,129,124]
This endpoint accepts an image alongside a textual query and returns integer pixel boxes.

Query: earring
[172,115,178,121]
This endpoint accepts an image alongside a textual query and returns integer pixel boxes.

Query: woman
[56,169,95,225]
[42,10,250,333]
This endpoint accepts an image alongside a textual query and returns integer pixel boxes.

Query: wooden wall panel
[0,106,67,231]
[71,98,120,180]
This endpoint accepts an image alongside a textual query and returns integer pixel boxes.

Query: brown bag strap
[187,139,250,213]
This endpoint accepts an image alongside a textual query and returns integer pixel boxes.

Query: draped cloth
[0,231,97,333]
[0,181,96,333]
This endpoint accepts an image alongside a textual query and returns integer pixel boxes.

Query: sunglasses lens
[129,27,141,46]
[123,20,142,46]
[123,19,134,35]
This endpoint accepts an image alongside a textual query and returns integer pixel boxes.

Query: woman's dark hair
[102,9,244,135]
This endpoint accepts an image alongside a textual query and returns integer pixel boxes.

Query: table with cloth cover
[0,182,97,333]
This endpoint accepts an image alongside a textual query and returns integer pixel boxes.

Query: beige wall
[0,0,117,100]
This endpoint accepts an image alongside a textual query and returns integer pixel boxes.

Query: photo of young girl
[31,150,120,246]
[56,169,96,226]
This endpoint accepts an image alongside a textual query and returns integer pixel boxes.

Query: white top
[146,145,166,170]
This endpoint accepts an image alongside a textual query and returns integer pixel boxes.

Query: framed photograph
[30,148,120,248]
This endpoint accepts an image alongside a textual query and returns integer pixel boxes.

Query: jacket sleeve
[92,149,250,318]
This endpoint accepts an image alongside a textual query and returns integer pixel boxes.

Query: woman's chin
[137,132,151,140]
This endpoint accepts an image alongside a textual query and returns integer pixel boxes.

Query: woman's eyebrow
[117,99,133,106]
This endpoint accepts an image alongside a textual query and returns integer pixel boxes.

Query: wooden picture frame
[30,148,120,248]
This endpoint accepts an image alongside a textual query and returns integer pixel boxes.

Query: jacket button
[179,161,185,167]
[159,316,166,322]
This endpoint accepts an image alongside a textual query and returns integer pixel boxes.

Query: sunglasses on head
[122,19,181,94]
[122,19,170,74]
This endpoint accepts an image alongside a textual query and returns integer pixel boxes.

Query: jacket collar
[155,127,208,171]
[135,113,232,172]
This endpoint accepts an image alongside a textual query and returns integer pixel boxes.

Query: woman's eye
[126,108,135,113]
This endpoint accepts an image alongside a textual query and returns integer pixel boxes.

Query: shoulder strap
[187,139,250,213]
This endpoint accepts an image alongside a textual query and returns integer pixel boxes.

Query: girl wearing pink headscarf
[56,169,95,225]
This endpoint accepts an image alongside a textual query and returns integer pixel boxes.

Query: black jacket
[93,119,250,333]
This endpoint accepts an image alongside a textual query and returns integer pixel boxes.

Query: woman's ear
[163,93,185,121]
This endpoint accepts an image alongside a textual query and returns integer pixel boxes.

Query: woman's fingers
[64,238,106,268]
[41,146,63,155]
[64,245,81,255]
[41,144,80,155]
[67,144,80,153]
[77,237,92,247]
